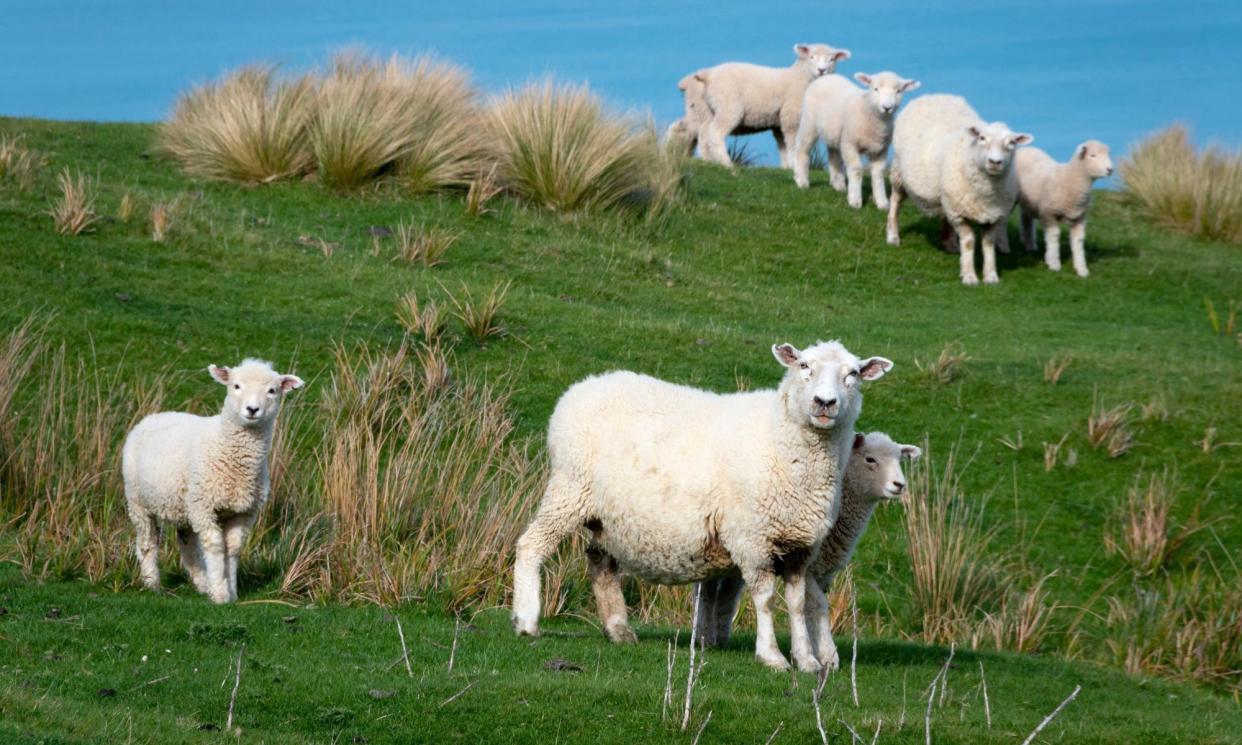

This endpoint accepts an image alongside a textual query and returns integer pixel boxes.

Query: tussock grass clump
[1087,397,1134,457]
[393,220,459,266]
[446,280,511,339]
[0,133,43,189]
[464,164,502,217]
[157,65,316,183]
[50,168,100,235]
[150,199,178,243]
[487,81,684,215]
[916,341,969,385]
[1104,470,1212,577]
[1120,124,1242,244]
[394,291,447,341]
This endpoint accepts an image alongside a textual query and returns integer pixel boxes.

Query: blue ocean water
[1,1,1239,166]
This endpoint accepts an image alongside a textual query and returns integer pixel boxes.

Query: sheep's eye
[865,456,877,464]
[267,387,276,395]
[799,362,809,370]
[233,384,240,390]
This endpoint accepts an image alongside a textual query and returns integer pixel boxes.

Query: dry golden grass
[1120,124,1242,244]
[394,291,448,341]
[157,65,316,183]
[464,164,503,217]
[916,341,969,385]
[116,192,136,222]
[1104,470,1214,577]
[49,168,100,235]
[971,572,1058,654]
[1088,396,1134,458]
[446,280,511,339]
[392,220,459,266]
[1043,354,1072,385]
[0,133,43,190]
[150,199,177,243]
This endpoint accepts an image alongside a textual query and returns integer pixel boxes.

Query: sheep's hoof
[756,651,791,671]
[886,232,900,247]
[874,200,889,211]
[847,197,863,209]
[794,655,823,674]
[961,273,980,286]
[1075,267,1090,278]
[513,617,540,637]
[983,272,1000,285]
[794,179,809,189]
[605,623,638,645]
[1046,262,1063,272]
[817,645,841,671]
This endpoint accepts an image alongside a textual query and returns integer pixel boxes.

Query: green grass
[0,116,1240,741]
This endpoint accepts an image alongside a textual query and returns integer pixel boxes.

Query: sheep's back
[893,94,980,211]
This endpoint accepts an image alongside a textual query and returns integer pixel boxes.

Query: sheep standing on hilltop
[122,359,304,603]
[886,94,1033,285]
[665,72,712,157]
[512,341,892,672]
[693,44,850,169]
[1007,140,1114,277]
[696,432,921,669]
[793,71,920,209]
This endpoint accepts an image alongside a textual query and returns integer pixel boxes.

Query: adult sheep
[886,94,1033,285]
[122,359,304,603]
[695,431,921,669]
[511,341,892,672]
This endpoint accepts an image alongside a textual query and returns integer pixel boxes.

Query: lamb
[695,432,921,670]
[885,94,1033,285]
[664,71,713,157]
[511,341,892,672]
[793,71,920,209]
[121,359,304,603]
[1007,140,1113,277]
[694,44,851,169]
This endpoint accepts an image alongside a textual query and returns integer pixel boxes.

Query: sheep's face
[772,341,892,430]
[794,43,851,77]
[847,432,922,501]
[1077,140,1113,179]
[854,72,919,117]
[966,123,1033,176]
[209,359,304,428]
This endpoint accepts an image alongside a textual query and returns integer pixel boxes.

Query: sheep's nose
[246,406,260,416]
[1105,166,1114,176]
[813,396,837,408]
[987,157,1004,167]
[892,480,905,493]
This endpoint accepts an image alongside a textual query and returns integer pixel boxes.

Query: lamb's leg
[773,129,788,169]
[195,522,231,604]
[745,568,790,670]
[954,219,980,285]
[222,514,255,602]
[995,215,1012,254]
[702,109,739,168]
[805,573,839,670]
[512,474,582,636]
[940,219,961,254]
[586,544,636,644]
[711,572,746,647]
[130,508,161,590]
[869,153,889,210]
[1019,208,1037,252]
[792,123,817,189]
[1043,218,1063,272]
[783,566,821,673]
[827,148,847,192]
[981,223,1002,284]
[695,580,719,646]
[885,169,904,246]
[1069,220,1089,277]
[176,527,208,593]
[843,144,865,209]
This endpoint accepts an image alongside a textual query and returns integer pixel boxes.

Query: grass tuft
[446,280,511,339]
[464,164,503,217]
[49,168,100,235]
[1104,470,1212,577]
[393,220,459,266]
[1043,354,1072,385]
[149,199,177,243]
[917,341,969,385]
[395,291,448,341]
[0,133,43,189]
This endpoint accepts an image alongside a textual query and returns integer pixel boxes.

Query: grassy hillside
[0,117,1239,742]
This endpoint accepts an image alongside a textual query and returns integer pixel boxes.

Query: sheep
[793,71,920,209]
[885,94,1033,285]
[664,71,713,157]
[694,44,851,169]
[511,341,892,672]
[695,432,921,670]
[1007,140,1114,277]
[121,359,304,603]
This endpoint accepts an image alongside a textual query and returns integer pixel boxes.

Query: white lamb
[793,71,920,209]
[886,94,1033,285]
[664,71,712,157]
[512,341,892,672]
[695,44,851,169]
[1007,140,1114,277]
[122,359,304,603]
[695,432,921,669]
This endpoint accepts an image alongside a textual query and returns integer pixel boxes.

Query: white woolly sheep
[1006,140,1113,277]
[695,432,920,669]
[512,341,892,672]
[886,94,1033,285]
[695,44,851,169]
[793,71,920,209]
[121,359,303,603]
[664,71,712,157]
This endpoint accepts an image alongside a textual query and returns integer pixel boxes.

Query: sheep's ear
[900,444,923,460]
[901,79,921,92]
[1009,132,1034,147]
[853,433,866,450]
[832,49,852,62]
[854,72,872,87]
[1077,143,1089,160]
[858,356,893,381]
[208,364,230,385]
[693,71,708,84]
[279,374,305,393]
[967,125,983,140]
[771,343,802,368]
[794,44,811,58]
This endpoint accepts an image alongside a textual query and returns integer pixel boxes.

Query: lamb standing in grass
[512,341,892,672]
[696,432,921,669]
[122,359,303,603]
[886,94,1033,285]
[695,44,851,169]
[665,71,713,156]
[793,71,920,209]
[1006,140,1114,277]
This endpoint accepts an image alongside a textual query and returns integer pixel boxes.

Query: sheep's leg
[711,572,746,647]
[954,219,980,285]
[702,110,739,168]
[981,223,1001,284]
[773,129,788,169]
[1069,220,1089,277]
[995,214,1012,254]
[1043,218,1063,271]
[176,527,208,593]
[792,123,817,189]
[805,574,839,670]
[586,544,636,644]
[1019,208,1037,252]
[869,153,889,210]
[695,580,719,645]
[222,514,254,602]
[885,168,904,245]
[513,474,582,636]
[783,567,821,673]
[195,522,231,604]
[843,144,865,209]
[827,148,847,192]
[131,508,161,590]
[746,569,790,670]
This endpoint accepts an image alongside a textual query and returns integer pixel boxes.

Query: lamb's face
[854,72,920,117]
[772,341,892,430]
[1077,140,1113,179]
[209,359,304,428]
[966,122,1033,176]
[794,43,851,77]
[848,432,922,501]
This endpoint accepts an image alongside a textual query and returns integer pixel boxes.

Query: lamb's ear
[900,444,923,460]
[901,79,921,92]
[208,364,230,385]
[858,356,893,381]
[832,49,852,62]
[1077,142,1089,160]
[1009,132,1034,147]
[854,72,872,87]
[771,343,802,368]
[853,432,867,450]
[794,44,811,58]
[279,374,305,393]
[967,125,983,140]
[693,71,708,85]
